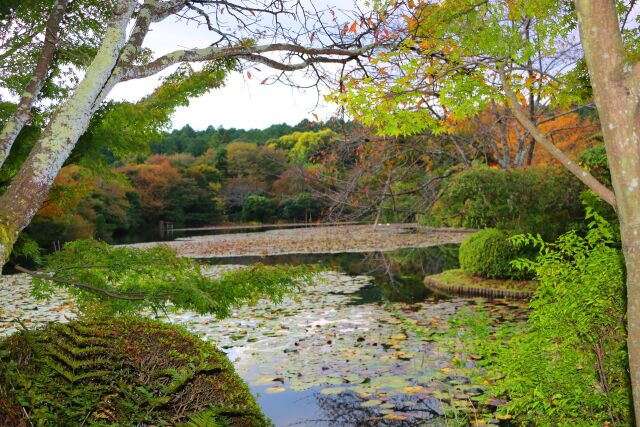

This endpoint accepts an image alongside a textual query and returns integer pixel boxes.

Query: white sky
[107,6,347,131]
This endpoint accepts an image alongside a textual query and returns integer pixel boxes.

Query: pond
[109,223,354,245]
[0,235,526,425]
[163,246,528,426]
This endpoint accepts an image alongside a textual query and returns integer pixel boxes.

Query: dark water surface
[110,223,351,245]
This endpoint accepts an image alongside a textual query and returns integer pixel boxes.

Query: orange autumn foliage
[530,113,600,166]
[38,165,96,221]
[452,108,599,167]
[123,156,181,218]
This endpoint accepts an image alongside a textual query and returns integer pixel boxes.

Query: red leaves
[342,21,358,35]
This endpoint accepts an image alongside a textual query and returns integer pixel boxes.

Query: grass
[427,269,538,292]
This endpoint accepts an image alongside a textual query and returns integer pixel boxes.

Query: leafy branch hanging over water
[21,240,313,317]
[428,206,630,425]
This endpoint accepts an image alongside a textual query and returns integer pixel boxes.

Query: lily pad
[361,399,383,407]
[320,387,348,395]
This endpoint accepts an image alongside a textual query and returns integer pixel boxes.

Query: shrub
[578,144,611,187]
[0,317,269,426]
[459,228,533,279]
[241,195,274,222]
[440,209,630,425]
[428,164,585,240]
[491,208,630,424]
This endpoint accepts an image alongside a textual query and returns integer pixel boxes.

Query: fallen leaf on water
[383,413,408,420]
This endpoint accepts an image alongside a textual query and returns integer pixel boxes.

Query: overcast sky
[107,5,347,131]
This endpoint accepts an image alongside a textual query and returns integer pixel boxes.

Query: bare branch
[122,43,376,80]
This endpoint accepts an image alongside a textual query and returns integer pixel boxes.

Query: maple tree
[336,0,615,205]
[123,157,181,223]
[338,0,640,418]
[452,107,601,168]
[225,141,288,182]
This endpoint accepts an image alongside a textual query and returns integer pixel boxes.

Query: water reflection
[203,245,460,304]
[314,390,447,426]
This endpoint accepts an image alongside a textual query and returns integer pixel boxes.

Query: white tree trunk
[0,0,70,168]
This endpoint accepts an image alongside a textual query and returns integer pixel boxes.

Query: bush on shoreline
[438,210,631,425]
[428,165,585,240]
[459,228,533,280]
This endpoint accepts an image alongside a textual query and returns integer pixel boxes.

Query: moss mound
[459,228,533,280]
[425,269,537,299]
[0,317,269,426]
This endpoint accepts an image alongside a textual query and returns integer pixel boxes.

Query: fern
[0,317,270,426]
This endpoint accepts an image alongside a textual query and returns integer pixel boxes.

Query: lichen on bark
[0,214,16,267]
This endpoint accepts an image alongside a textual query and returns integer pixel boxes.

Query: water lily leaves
[157,268,529,423]
[383,413,408,420]
[320,387,347,395]
[323,376,344,385]
[496,413,513,420]
[404,385,427,394]
[361,399,383,407]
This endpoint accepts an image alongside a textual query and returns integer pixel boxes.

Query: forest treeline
[10,104,606,265]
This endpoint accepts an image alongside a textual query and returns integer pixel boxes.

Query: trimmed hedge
[459,228,533,280]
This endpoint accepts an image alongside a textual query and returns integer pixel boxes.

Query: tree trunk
[499,69,617,207]
[0,0,136,265]
[0,0,70,168]
[575,0,640,421]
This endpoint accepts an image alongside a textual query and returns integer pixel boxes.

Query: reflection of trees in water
[311,390,447,427]
[204,245,461,303]
[342,245,460,304]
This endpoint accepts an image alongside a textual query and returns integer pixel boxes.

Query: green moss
[0,317,269,426]
[0,215,16,261]
[427,269,537,292]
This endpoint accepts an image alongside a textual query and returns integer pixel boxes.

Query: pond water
[161,246,528,426]
[110,223,347,245]
[1,225,525,425]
